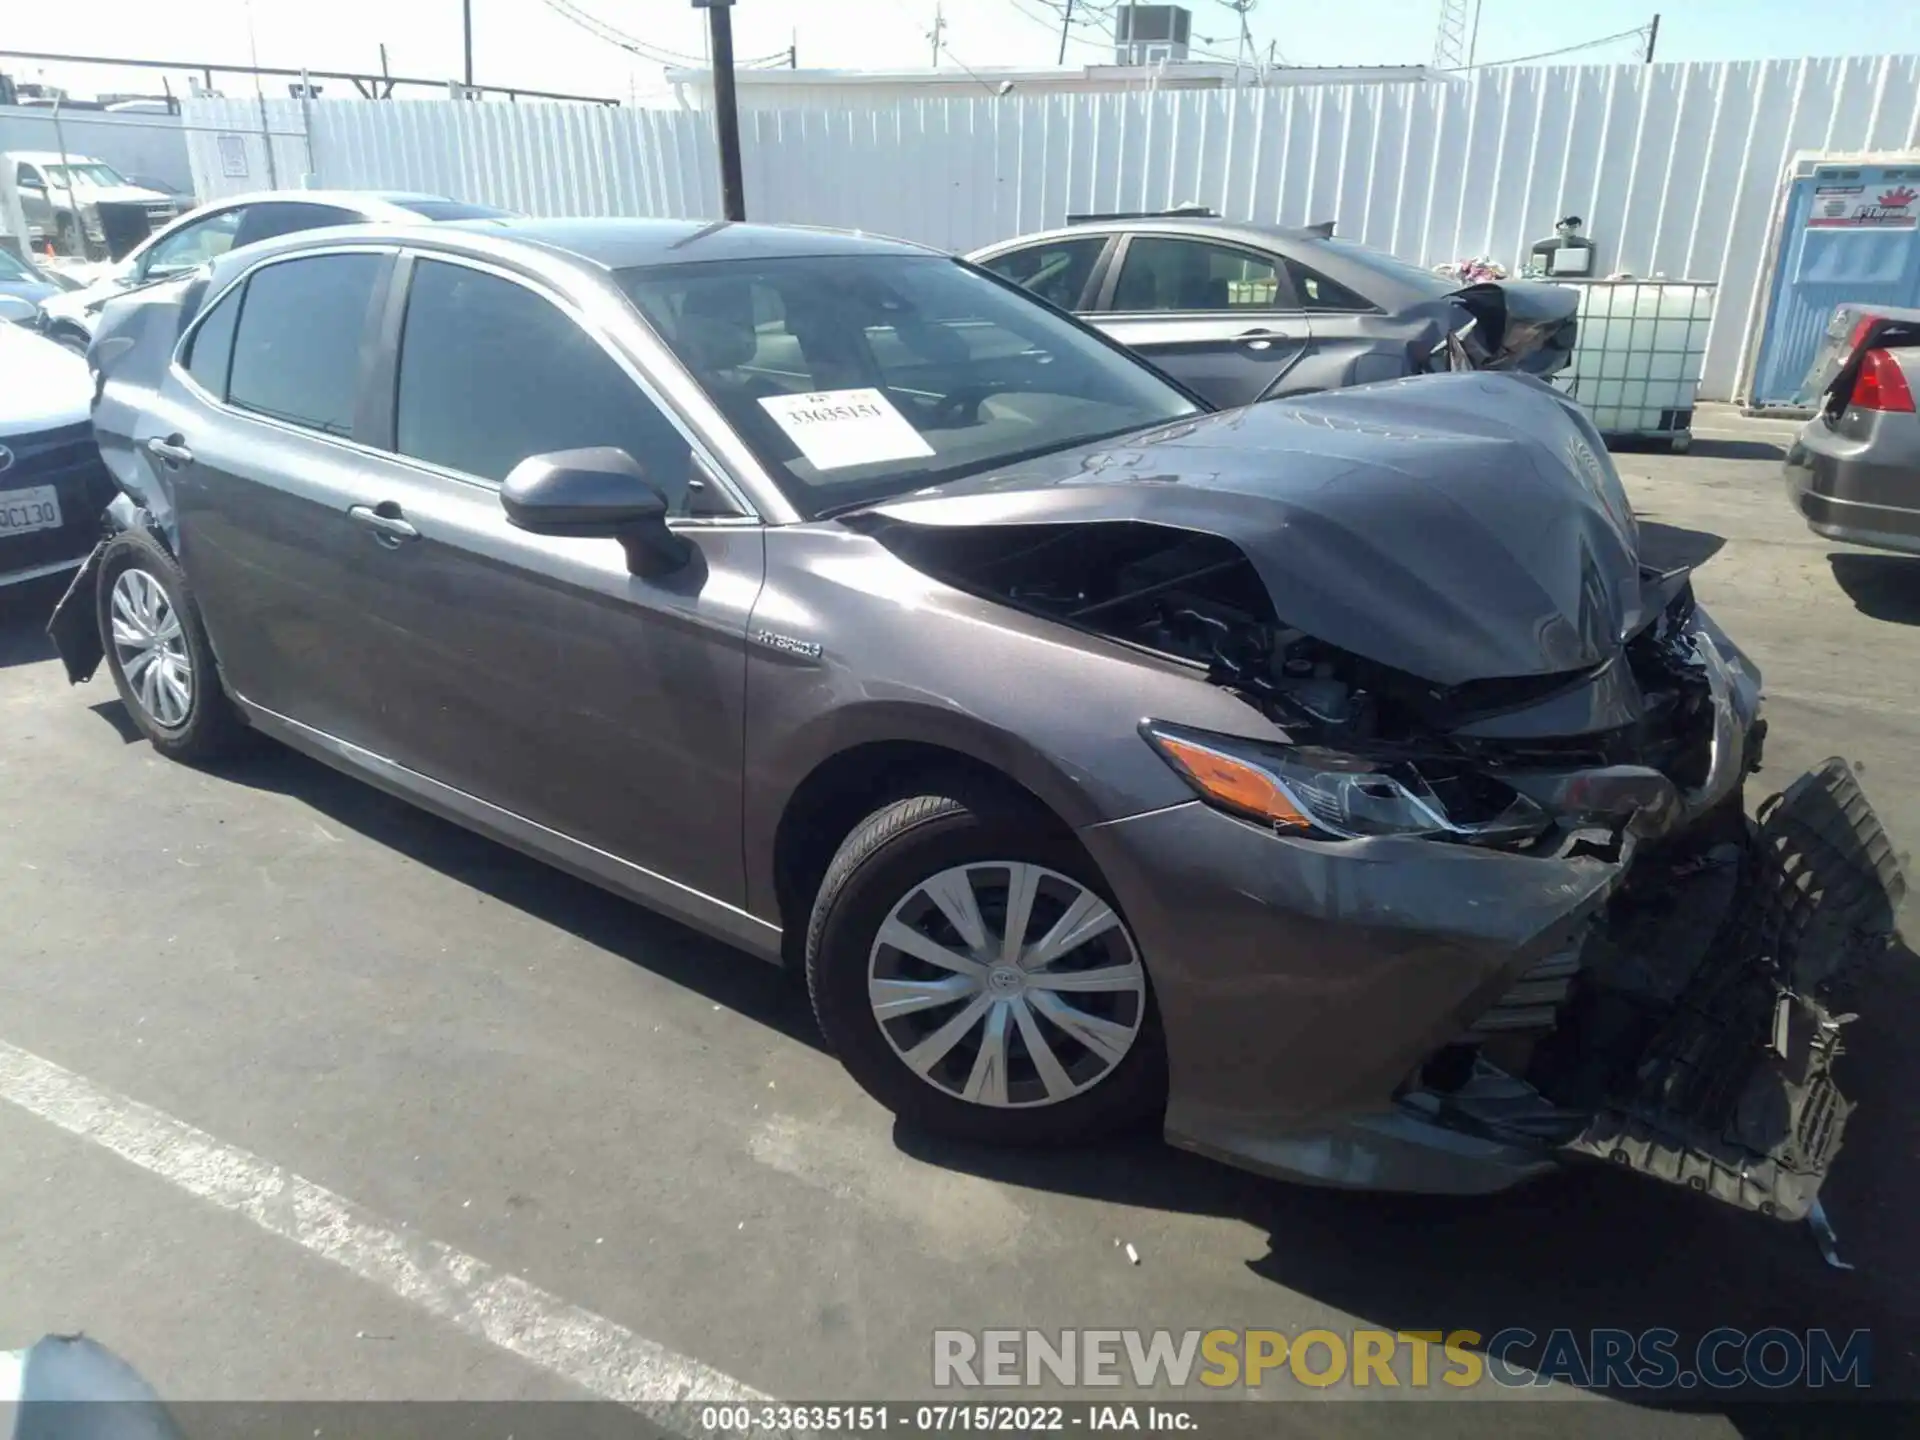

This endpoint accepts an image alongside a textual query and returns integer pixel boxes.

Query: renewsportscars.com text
[932,1327,1872,1391]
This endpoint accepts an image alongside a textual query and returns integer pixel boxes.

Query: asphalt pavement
[1,406,1914,1435]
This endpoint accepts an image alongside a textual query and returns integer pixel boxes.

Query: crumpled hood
[865,373,1644,687]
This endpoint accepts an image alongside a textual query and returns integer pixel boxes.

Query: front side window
[393,259,697,509]
[1109,237,1286,312]
[14,163,43,189]
[620,253,1199,519]
[227,254,383,436]
[142,210,245,281]
[980,237,1105,311]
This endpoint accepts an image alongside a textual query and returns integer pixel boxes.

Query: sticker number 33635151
[758,388,936,471]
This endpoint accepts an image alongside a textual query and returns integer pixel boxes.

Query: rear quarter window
[182,284,243,400]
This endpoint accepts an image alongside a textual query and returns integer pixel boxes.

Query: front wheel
[806,788,1165,1145]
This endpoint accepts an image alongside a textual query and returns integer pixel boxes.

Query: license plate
[0,485,63,536]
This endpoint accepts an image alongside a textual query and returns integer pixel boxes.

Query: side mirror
[18,177,46,193]
[0,295,38,325]
[501,447,690,576]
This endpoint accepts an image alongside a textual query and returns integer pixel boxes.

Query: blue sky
[6,1,1919,102]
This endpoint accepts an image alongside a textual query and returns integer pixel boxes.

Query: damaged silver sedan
[51,219,1904,1233]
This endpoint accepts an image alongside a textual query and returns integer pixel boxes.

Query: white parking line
[0,1039,766,1420]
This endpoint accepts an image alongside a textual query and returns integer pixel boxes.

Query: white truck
[4,151,181,261]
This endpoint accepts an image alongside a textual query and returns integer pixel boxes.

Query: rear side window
[227,254,383,437]
[232,202,365,249]
[393,259,696,509]
[980,237,1105,310]
[183,286,243,399]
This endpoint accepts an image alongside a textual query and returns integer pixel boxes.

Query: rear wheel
[806,788,1165,1144]
[96,529,245,763]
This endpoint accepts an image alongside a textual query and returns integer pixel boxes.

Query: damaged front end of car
[851,376,1905,1226]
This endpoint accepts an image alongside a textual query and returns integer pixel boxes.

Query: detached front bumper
[1081,802,1626,1188]
[1088,610,1904,1220]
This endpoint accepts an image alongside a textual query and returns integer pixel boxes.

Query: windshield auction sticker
[759,389,935,470]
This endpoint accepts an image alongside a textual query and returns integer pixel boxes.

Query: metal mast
[1432,0,1481,70]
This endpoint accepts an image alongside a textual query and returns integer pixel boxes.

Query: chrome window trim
[168,241,772,526]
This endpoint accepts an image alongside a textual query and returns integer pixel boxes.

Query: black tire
[806,785,1166,1145]
[96,528,246,763]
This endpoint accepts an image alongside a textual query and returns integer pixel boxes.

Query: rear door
[140,247,400,743]
[1088,233,1311,407]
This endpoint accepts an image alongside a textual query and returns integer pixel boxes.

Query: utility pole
[931,3,945,67]
[695,0,745,221]
[462,0,474,87]
[1057,0,1074,64]
[790,27,797,68]
[1645,13,1661,63]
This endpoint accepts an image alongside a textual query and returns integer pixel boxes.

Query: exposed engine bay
[867,517,1716,776]
[865,514,1906,1224]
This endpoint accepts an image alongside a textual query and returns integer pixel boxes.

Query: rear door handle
[347,503,420,547]
[1235,328,1286,351]
[145,436,193,466]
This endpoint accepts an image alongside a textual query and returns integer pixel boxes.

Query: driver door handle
[347,503,420,546]
[145,436,194,466]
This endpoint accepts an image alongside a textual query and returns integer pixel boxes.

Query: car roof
[449,217,939,267]
[7,151,111,165]
[976,215,1333,253]
[190,189,472,214]
[229,216,939,272]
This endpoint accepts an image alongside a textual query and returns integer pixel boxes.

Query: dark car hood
[862,373,1644,687]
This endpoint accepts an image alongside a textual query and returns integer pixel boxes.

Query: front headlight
[1142,722,1550,845]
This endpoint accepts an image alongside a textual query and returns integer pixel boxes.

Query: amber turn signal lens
[1153,734,1312,830]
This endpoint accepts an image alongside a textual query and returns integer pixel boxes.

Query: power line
[1454,23,1655,70]
[537,0,784,71]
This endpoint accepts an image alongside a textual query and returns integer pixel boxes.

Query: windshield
[618,253,1199,518]
[45,162,130,188]
[1322,237,1459,298]
[0,248,38,281]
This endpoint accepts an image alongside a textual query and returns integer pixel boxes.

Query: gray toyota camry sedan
[50,219,1903,1227]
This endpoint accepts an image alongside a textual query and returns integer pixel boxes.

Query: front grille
[1,423,115,577]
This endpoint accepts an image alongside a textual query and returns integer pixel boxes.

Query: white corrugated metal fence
[184,55,1920,400]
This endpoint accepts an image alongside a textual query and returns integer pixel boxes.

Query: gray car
[1784,305,1920,554]
[968,214,1578,408]
[49,219,1902,1225]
